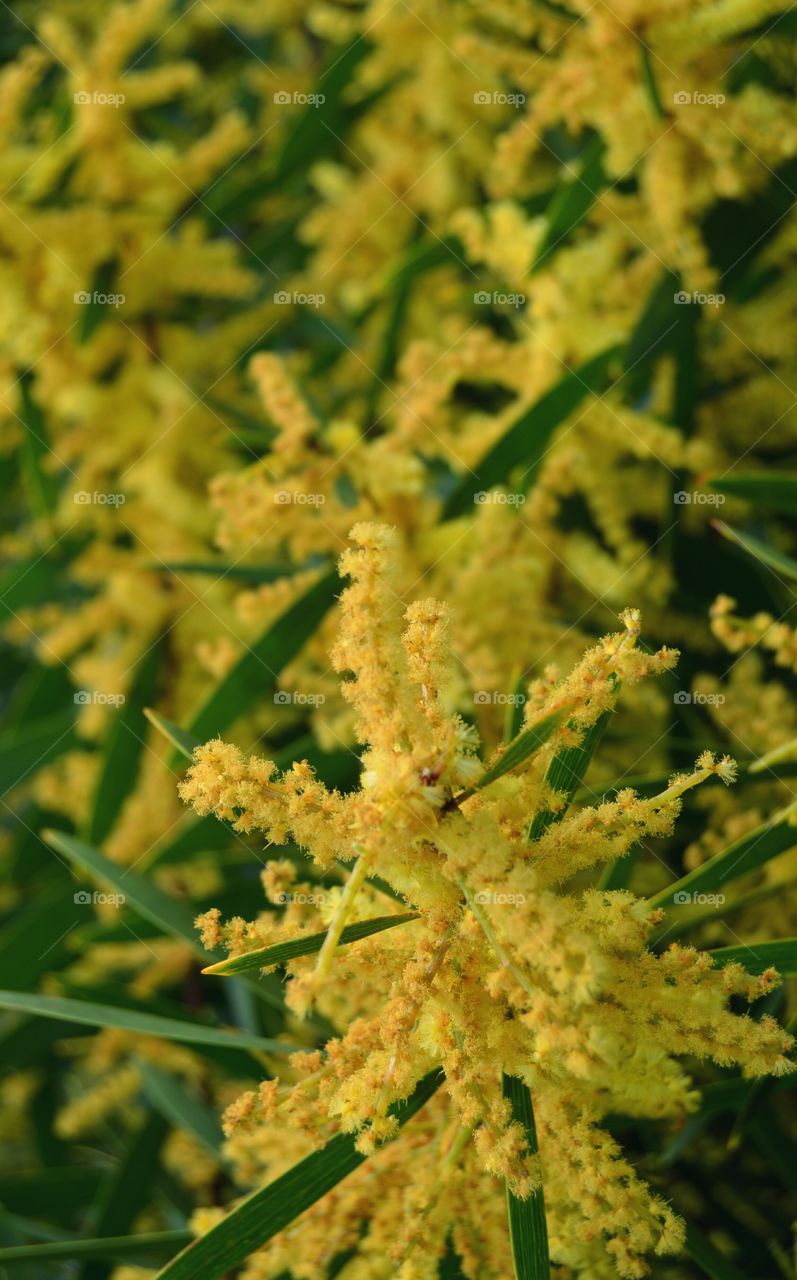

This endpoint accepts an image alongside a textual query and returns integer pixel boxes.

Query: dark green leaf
[648,813,797,909]
[708,938,797,975]
[0,1230,191,1266]
[707,473,797,517]
[180,568,340,755]
[713,521,797,587]
[442,346,620,519]
[502,1074,549,1280]
[139,1061,223,1157]
[152,1070,443,1280]
[533,136,606,271]
[528,702,614,841]
[0,990,295,1054]
[86,638,163,845]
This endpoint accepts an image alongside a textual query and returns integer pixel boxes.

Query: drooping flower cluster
[180,525,792,1279]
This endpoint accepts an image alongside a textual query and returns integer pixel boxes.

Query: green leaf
[153,1070,443,1280]
[638,45,666,120]
[684,1221,747,1280]
[153,561,312,584]
[42,829,290,1014]
[273,40,371,183]
[202,912,419,976]
[144,708,201,762]
[502,1074,549,1280]
[648,811,797,909]
[44,829,200,945]
[82,1111,169,1280]
[0,990,295,1054]
[533,136,606,272]
[0,711,76,797]
[138,1061,223,1157]
[18,374,59,519]
[0,1230,192,1266]
[528,703,613,841]
[0,882,81,991]
[707,473,797,517]
[713,521,797,586]
[708,938,797,976]
[0,1169,104,1219]
[86,639,163,845]
[77,259,120,345]
[442,346,620,519]
[467,710,563,795]
[180,567,340,755]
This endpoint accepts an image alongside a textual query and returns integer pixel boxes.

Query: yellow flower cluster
[180,526,792,1279]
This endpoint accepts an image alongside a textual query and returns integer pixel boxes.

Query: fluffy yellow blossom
[179,526,792,1279]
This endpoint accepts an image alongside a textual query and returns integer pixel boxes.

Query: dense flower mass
[180,525,792,1279]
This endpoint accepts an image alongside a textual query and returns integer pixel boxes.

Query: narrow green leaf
[144,709,201,762]
[684,1221,747,1280]
[273,41,371,184]
[502,1074,549,1280]
[139,1061,223,1157]
[0,1169,104,1219]
[86,639,163,845]
[153,1071,442,1280]
[82,1111,169,1280]
[0,882,80,991]
[154,561,311,584]
[0,711,76,798]
[202,912,419,976]
[0,1230,191,1266]
[707,473,797,517]
[42,829,290,1014]
[533,136,606,272]
[0,990,295,1054]
[708,938,797,976]
[44,829,200,944]
[713,521,797,586]
[77,259,120,345]
[468,710,563,795]
[639,45,665,120]
[528,704,613,841]
[648,812,797,909]
[18,374,59,519]
[442,346,620,519]
[180,568,340,754]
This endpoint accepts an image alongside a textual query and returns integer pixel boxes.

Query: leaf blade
[152,1070,443,1280]
[202,911,419,976]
